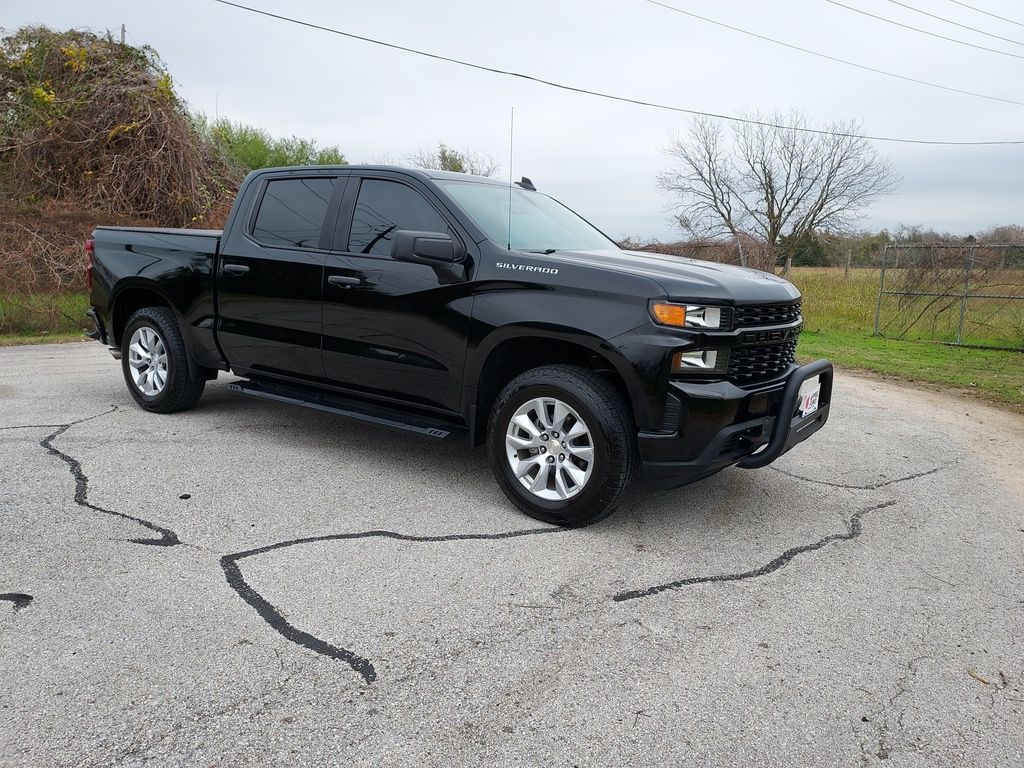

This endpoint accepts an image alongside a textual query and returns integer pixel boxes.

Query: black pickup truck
[87,165,832,525]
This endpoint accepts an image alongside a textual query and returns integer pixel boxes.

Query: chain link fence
[872,244,1024,350]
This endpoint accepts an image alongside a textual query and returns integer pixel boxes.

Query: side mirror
[392,230,463,265]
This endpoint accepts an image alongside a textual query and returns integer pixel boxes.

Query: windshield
[437,180,617,252]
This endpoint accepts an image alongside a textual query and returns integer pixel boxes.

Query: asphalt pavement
[1,341,1022,767]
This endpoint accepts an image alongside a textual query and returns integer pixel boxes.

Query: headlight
[650,302,723,329]
[671,348,729,374]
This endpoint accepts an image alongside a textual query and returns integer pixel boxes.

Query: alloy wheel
[127,326,169,396]
[505,396,595,501]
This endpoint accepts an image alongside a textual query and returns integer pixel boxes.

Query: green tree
[198,116,346,172]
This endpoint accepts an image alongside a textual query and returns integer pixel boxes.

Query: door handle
[328,275,361,287]
[222,263,250,275]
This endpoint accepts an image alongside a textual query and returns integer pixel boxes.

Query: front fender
[466,321,662,431]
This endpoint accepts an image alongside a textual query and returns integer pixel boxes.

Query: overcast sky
[6,0,1023,240]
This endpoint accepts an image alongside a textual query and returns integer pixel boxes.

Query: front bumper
[639,359,833,489]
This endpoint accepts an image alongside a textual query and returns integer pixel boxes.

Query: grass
[1,271,1021,409]
[791,266,1024,345]
[789,268,880,334]
[0,292,90,340]
[797,329,1024,408]
[791,267,1024,409]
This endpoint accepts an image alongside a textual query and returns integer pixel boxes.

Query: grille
[727,340,797,382]
[732,302,801,328]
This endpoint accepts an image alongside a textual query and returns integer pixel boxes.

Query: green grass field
[791,266,1024,345]
[791,267,1023,409]
[2,271,1021,408]
[797,329,1023,407]
[0,292,90,338]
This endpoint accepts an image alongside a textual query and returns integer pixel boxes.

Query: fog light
[672,348,729,374]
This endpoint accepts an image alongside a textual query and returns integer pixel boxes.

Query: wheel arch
[110,284,217,383]
[109,281,176,348]
[468,327,641,446]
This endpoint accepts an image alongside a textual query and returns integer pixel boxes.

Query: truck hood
[531,248,800,304]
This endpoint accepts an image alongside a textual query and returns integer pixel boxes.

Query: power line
[825,0,1024,58]
[886,0,1024,47]
[643,0,1024,104]
[946,0,1024,30]
[211,0,1024,146]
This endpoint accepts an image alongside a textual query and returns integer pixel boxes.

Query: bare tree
[657,111,899,274]
[408,142,500,177]
[977,224,1024,245]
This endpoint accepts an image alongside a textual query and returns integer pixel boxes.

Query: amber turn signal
[650,302,688,327]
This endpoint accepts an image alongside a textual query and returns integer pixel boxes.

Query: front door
[321,175,473,413]
[217,174,343,381]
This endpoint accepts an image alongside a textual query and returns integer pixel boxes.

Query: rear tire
[120,307,205,413]
[486,365,639,526]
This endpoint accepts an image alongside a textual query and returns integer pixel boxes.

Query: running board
[227,379,465,440]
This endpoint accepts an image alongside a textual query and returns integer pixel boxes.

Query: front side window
[252,177,337,248]
[348,179,448,255]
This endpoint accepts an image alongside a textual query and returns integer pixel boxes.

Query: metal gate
[873,244,1024,350]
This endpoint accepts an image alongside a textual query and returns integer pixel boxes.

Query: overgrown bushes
[0,26,237,226]
[0,24,348,316]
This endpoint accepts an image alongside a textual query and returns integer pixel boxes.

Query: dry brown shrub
[619,235,777,272]
[0,26,240,227]
[0,199,158,293]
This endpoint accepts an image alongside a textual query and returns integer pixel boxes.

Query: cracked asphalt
[1,341,1022,767]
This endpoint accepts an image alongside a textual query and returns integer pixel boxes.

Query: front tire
[121,307,205,413]
[486,365,639,526]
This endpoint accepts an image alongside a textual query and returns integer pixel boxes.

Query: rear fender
[109,280,216,382]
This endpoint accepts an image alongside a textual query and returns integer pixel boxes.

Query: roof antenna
[506,106,514,251]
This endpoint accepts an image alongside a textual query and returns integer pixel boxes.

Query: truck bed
[89,225,224,370]
[93,226,222,251]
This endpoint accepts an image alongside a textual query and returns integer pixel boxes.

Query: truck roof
[251,165,509,187]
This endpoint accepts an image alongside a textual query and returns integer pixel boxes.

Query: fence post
[873,245,888,336]
[735,235,746,268]
[955,248,973,345]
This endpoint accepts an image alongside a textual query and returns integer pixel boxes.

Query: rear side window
[252,177,337,248]
[348,179,447,255]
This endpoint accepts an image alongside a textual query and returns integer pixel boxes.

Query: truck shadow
[193,380,773,533]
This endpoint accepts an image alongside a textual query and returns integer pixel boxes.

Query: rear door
[321,174,474,412]
[217,173,345,381]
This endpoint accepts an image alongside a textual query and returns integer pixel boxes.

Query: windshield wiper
[524,248,557,254]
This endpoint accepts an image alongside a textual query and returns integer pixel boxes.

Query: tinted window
[437,180,615,252]
[252,177,337,248]
[348,179,447,255]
